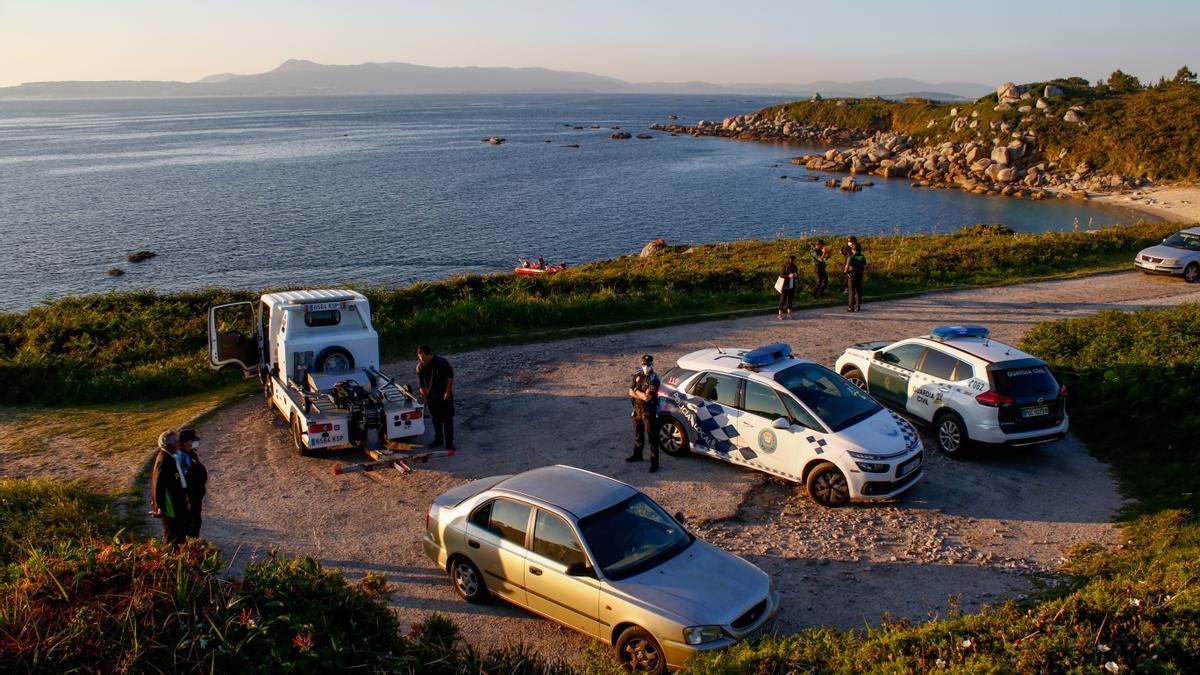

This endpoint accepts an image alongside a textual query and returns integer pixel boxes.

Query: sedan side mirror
[566,562,595,578]
[771,417,790,430]
[674,511,687,524]
[873,351,883,361]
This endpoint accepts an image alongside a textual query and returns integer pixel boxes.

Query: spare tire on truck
[315,346,354,372]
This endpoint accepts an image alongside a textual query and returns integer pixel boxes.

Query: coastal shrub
[1020,304,1200,516]
[0,221,1181,405]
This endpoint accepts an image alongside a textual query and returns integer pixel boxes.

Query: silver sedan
[423,465,779,673]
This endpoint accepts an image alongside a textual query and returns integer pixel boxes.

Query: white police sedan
[655,344,924,507]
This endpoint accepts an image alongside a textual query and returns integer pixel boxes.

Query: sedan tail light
[976,390,1015,407]
[1059,385,1068,398]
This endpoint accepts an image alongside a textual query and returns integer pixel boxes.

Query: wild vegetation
[763,69,1200,180]
[3,304,1197,672]
[0,220,1180,405]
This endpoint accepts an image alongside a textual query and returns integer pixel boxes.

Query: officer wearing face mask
[626,354,662,473]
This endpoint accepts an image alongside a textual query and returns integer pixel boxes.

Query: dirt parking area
[167,272,1200,662]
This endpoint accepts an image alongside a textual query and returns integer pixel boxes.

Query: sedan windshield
[775,363,882,432]
[1162,231,1200,251]
[578,494,692,580]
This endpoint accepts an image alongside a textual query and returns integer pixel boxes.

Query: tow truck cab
[207,289,424,453]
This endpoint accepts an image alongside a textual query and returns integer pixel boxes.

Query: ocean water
[0,94,1142,313]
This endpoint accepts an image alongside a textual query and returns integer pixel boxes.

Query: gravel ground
[158,271,1200,662]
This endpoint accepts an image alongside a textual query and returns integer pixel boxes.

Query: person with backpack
[845,241,867,312]
[178,428,208,539]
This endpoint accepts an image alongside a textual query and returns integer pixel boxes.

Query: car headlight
[1161,258,1178,265]
[855,461,889,473]
[683,625,725,645]
[847,450,881,461]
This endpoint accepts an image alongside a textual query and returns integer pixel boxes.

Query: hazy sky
[2,0,1197,87]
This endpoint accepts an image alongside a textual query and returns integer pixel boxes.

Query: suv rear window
[990,362,1059,398]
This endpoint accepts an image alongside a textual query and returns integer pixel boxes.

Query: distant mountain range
[0,59,992,101]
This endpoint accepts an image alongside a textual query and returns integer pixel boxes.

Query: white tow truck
[207,289,428,460]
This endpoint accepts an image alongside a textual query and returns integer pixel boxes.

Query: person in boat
[536,255,546,270]
[522,260,532,269]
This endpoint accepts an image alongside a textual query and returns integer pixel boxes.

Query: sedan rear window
[486,499,532,547]
[688,372,740,407]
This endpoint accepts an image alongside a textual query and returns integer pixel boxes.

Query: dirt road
[170,272,1200,661]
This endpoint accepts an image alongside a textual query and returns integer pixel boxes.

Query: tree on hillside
[1175,66,1197,83]
[1107,70,1144,92]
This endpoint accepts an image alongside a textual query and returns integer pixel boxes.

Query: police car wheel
[291,416,312,457]
[655,418,691,457]
[935,412,968,457]
[1185,263,1199,283]
[806,463,850,507]
[843,368,867,391]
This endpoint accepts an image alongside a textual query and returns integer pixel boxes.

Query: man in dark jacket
[811,241,829,297]
[178,428,208,539]
[845,242,867,312]
[150,430,189,545]
[777,256,799,320]
[417,345,455,450]
[626,354,662,473]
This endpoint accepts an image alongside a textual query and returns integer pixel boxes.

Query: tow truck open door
[208,301,261,376]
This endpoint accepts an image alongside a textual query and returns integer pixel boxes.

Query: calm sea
[0,94,1143,313]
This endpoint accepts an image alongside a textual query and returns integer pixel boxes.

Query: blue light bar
[742,343,792,367]
[931,325,990,340]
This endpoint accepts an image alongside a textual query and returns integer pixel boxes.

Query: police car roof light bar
[741,343,793,368]
[930,325,990,341]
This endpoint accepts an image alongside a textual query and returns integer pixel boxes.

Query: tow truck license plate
[1022,406,1049,418]
[305,302,345,312]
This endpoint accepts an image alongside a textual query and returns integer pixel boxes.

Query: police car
[833,326,1068,457]
[655,344,924,507]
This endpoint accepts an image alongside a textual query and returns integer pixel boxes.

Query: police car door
[866,343,927,414]
[681,372,745,459]
[910,347,971,422]
[737,380,798,475]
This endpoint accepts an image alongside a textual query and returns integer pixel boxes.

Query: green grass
[0,220,1182,406]
[0,478,134,568]
[764,75,1200,181]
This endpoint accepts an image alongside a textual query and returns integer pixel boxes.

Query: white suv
[656,344,924,507]
[834,326,1068,457]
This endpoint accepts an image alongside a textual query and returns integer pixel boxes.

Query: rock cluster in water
[650,111,870,146]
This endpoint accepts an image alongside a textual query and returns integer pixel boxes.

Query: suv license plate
[1022,406,1049,418]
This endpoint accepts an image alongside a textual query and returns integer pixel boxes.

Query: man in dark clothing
[845,242,867,312]
[626,354,662,473]
[178,428,208,539]
[811,241,829,297]
[150,430,189,545]
[417,345,455,450]
[778,255,799,320]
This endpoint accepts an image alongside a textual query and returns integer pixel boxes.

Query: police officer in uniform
[625,354,662,473]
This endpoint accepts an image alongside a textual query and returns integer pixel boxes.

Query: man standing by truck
[178,428,208,539]
[417,345,455,451]
[626,354,662,473]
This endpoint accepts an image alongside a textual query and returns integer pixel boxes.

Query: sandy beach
[1093,182,1200,223]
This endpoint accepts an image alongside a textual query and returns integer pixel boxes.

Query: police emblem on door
[758,429,778,453]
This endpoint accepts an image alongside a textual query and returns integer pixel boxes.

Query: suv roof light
[741,343,792,368]
[931,325,990,341]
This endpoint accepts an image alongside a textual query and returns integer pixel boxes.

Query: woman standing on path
[778,255,799,320]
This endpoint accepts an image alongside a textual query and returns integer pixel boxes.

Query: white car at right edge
[834,326,1069,457]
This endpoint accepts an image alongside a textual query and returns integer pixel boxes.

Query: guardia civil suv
[834,326,1068,457]
[655,344,924,507]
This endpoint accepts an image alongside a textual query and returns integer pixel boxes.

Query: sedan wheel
[617,627,666,674]
[806,463,850,507]
[450,557,487,603]
[1185,263,1199,284]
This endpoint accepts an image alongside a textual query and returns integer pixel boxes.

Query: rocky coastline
[656,83,1152,202]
